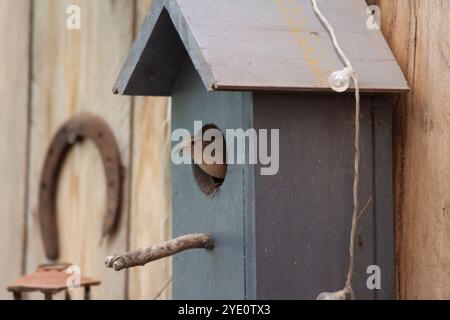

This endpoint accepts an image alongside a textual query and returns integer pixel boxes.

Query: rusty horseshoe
[39,113,123,260]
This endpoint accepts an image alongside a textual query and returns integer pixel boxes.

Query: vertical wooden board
[26,0,133,299]
[379,0,450,299]
[0,0,30,300]
[372,96,395,300]
[126,0,173,300]
[128,97,172,300]
[376,0,417,299]
[172,59,251,299]
[136,0,153,30]
[253,93,377,299]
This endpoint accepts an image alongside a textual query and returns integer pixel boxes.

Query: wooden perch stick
[105,233,214,271]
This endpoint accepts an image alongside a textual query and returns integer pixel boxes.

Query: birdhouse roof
[114,0,409,96]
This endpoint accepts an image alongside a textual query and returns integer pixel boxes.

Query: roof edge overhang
[113,0,409,97]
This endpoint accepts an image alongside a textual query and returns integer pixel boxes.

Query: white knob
[328,67,353,92]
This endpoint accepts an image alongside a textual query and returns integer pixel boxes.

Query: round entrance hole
[191,124,227,196]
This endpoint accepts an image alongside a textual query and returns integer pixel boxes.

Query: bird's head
[177,133,206,163]
[177,129,227,180]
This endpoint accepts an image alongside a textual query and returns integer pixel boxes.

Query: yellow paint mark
[274,0,327,84]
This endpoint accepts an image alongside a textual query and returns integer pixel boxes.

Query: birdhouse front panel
[171,59,254,299]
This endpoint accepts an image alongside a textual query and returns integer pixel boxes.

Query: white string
[311,0,361,300]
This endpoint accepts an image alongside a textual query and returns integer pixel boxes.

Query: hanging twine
[311,0,361,300]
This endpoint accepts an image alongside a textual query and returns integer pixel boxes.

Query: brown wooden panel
[378,0,450,299]
[0,0,31,300]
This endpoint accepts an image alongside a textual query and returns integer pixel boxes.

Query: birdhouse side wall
[252,93,395,300]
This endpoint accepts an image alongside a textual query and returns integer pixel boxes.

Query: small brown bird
[178,129,227,180]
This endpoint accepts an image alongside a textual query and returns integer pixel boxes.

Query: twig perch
[105,233,214,271]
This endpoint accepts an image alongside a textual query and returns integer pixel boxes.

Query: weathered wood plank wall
[375,0,450,299]
[26,0,133,299]
[0,0,31,300]
[128,0,172,300]
[0,0,171,299]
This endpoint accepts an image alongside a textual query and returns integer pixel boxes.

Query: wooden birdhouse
[112,0,408,299]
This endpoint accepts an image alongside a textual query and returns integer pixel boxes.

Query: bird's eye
[191,140,195,146]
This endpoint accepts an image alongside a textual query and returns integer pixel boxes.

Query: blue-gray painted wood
[242,93,256,300]
[171,60,395,299]
[113,6,187,96]
[372,96,395,299]
[172,59,254,299]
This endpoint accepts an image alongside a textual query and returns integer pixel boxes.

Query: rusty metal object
[105,233,214,271]
[39,113,123,260]
[7,263,100,300]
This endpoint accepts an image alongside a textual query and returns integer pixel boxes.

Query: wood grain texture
[128,97,172,300]
[26,0,134,299]
[0,0,31,300]
[377,0,450,299]
[127,0,173,300]
[115,0,408,95]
